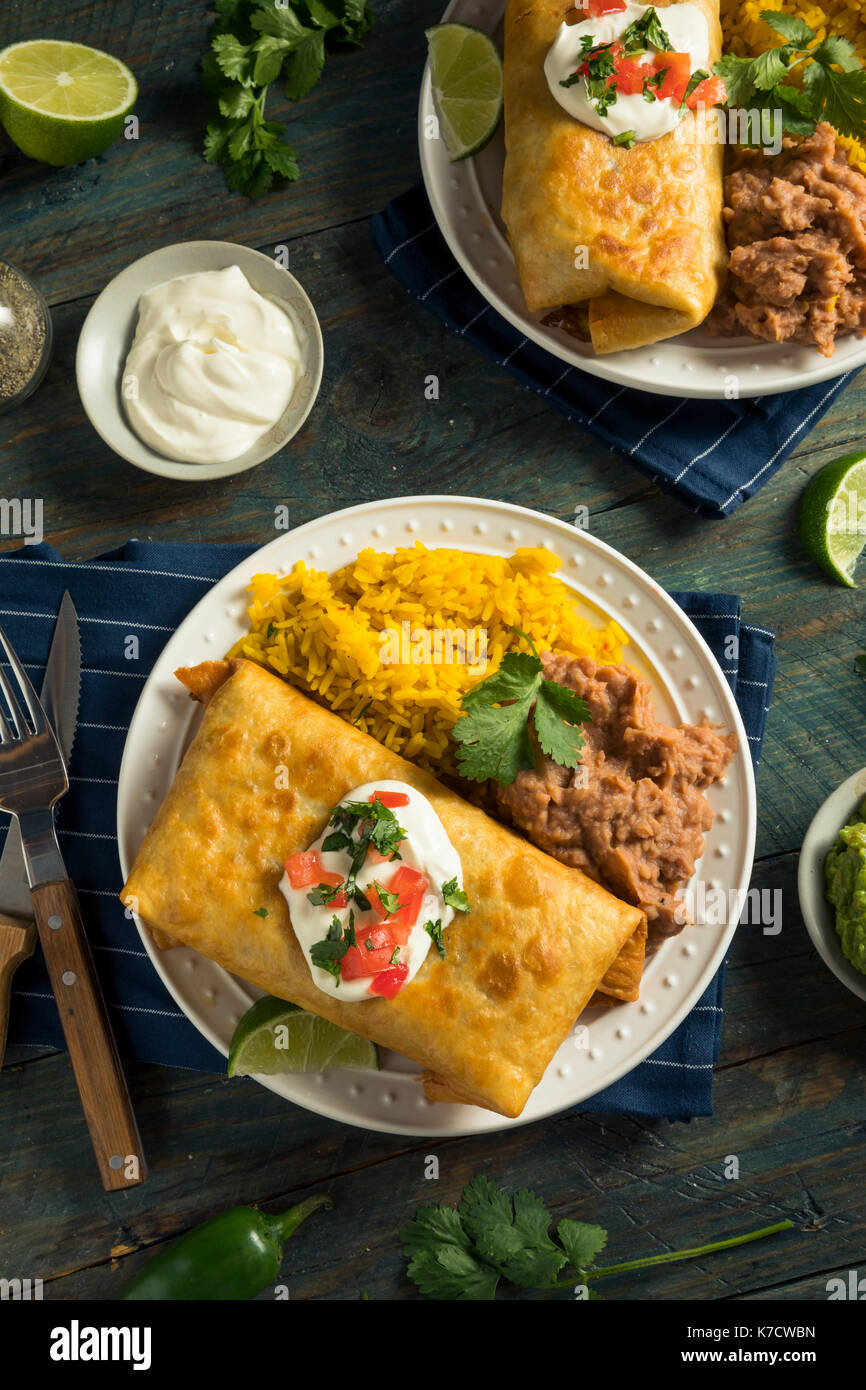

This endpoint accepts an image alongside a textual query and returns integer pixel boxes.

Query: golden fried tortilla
[501,0,727,353]
[122,660,645,1118]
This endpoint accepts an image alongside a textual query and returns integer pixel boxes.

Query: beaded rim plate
[117,496,756,1136]
[416,0,866,400]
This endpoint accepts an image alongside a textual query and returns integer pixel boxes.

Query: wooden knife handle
[0,910,37,1071]
[30,880,147,1190]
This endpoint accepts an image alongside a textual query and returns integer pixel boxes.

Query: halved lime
[799,451,866,587]
[425,23,503,161]
[227,995,380,1077]
[0,40,137,166]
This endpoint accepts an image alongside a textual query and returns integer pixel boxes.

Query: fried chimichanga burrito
[501,0,727,354]
[122,660,645,1118]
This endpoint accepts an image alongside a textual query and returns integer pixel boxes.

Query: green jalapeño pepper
[119,1193,332,1300]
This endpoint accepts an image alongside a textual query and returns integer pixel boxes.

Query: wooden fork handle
[30,879,147,1190]
[0,910,37,1071]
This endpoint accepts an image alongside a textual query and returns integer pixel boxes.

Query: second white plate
[418,0,866,399]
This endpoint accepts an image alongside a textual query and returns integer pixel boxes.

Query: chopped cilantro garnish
[622,7,674,56]
[442,878,471,913]
[372,880,402,915]
[680,69,708,110]
[642,68,667,100]
[424,919,446,959]
[265,622,278,640]
[307,882,342,907]
[389,947,401,965]
[310,912,355,983]
[454,629,592,785]
[252,906,269,918]
[328,798,407,908]
[612,129,637,148]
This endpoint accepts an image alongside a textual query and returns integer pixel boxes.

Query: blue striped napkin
[1,542,775,1118]
[371,185,861,519]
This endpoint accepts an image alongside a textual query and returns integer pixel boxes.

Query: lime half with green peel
[0,40,137,166]
[799,451,866,588]
[227,995,380,1077]
[425,23,503,161]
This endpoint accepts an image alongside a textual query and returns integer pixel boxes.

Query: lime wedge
[799,451,866,587]
[0,40,137,166]
[425,23,503,161]
[227,995,380,1077]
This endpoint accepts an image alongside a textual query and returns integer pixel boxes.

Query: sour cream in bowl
[76,240,323,481]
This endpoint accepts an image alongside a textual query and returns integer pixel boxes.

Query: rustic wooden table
[1,0,865,1302]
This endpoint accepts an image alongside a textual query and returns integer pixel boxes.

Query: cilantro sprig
[309,911,356,981]
[401,1176,793,1300]
[713,10,866,143]
[441,878,471,913]
[454,630,591,785]
[203,0,374,198]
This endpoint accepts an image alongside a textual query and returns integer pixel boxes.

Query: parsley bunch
[713,10,866,143]
[402,1176,793,1300]
[454,630,591,785]
[203,0,374,198]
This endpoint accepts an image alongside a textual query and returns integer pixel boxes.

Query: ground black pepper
[0,261,51,409]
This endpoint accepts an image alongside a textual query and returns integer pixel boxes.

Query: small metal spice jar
[0,261,53,414]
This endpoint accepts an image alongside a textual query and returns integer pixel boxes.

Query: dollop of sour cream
[545,2,710,143]
[122,265,304,465]
[280,781,464,1003]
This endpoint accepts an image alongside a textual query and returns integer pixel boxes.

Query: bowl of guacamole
[799,769,866,1005]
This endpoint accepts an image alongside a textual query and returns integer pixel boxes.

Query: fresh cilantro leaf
[750,45,794,91]
[253,35,292,86]
[712,52,759,107]
[401,1205,499,1301]
[612,129,637,148]
[772,83,819,136]
[803,62,866,140]
[284,30,328,100]
[322,830,351,853]
[371,880,401,915]
[305,0,341,29]
[213,32,254,82]
[441,878,471,913]
[307,882,343,906]
[218,85,256,118]
[461,650,541,707]
[453,690,536,783]
[811,34,861,73]
[458,1179,565,1289]
[679,69,709,110]
[424,918,445,957]
[223,148,275,198]
[253,906,269,918]
[557,1220,608,1273]
[759,9,816,47]
[389,947,401,965]
[533,680,591,770]
[204,117,234,163]
[333,0,374,44]
[251,5,315,44]
[622,7,673,55]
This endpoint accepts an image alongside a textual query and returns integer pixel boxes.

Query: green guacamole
[825,797,866,976]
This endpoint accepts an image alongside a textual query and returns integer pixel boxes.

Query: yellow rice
[229,545,626,775]
[721,1,866,173]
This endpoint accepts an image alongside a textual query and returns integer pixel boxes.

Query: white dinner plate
[117,496,756,1136]
[417,0,866,399]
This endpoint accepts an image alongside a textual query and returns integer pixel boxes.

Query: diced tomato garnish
[368,964,409,999]
[584,0,627,16]
[368,880,393,920]
[686,74,727,109]
[653,52,691,104]
[368,790,411,808]
[383,866,428,935]
[612,54,654,95]
[365,843,393,866]
[341,922,403,980]
[285,850,324,889]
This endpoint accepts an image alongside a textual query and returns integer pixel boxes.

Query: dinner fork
[0,625,146,1189]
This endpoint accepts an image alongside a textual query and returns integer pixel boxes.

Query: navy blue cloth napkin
[371,185,860,519]
[1,542,776,1117]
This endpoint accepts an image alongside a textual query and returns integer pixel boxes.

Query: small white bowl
[76,240,324,481]
[798,766,866,1005]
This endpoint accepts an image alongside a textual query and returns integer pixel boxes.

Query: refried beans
[707,123,866,357]
[493,654,736,948]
